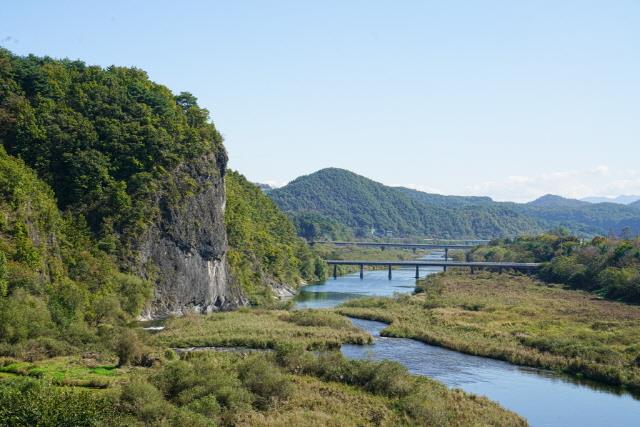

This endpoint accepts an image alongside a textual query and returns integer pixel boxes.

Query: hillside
[527,194,590,208]
[0,48,249,317]
[0,146,152,354]
[268,168,545,239]
[631,200,640,209]
[269,168,640,239]
[225,171,325,304]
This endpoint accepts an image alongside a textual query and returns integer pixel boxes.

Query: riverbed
[294,253,640,427]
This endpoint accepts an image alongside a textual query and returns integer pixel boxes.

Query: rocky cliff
[138,153,246,319]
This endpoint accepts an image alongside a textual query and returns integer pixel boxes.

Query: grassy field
[0,307,526,426]
[337,271,640,392]
[154,309,372,350]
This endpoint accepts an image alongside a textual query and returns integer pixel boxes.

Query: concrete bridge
[310,240,488,259]
[326,259,541,279]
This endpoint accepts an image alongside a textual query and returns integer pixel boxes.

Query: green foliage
[0,48,226,256]
[236,355,293,410]
[0,142,152,352]
[0,250,7,296]
[269,168,640,239]
[0,289,55,344]
[0,377,117,426]
[225,170,325,304]
[269,168,545,239]
[291,211,353,241]
[469,233,640,303]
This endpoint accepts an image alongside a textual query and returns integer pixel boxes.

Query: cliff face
[138,153,246,319]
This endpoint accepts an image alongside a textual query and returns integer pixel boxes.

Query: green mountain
[526,194,590,209]
[268,168,545,239]
[269,168,640,239]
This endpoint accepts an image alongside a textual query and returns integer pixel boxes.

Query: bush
[113,329,151,367]
[237,355,292,409]
[0,289,55,344]
[119,379,173,424]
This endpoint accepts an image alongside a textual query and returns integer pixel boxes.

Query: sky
[2,1,639,202]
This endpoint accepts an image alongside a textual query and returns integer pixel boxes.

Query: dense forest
[468,232,640,303]
[225,171,326,304]
[0,48,227,258]
[269,168,640,239]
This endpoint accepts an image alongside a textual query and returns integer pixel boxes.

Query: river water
[294,252,640,427]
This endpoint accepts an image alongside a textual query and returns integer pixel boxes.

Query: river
[294,252,640,427]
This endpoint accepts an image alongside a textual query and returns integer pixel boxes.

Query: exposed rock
[137,152,247,319]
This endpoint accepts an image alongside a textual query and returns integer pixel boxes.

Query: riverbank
[336,271,640,392]
[0,306,526,426]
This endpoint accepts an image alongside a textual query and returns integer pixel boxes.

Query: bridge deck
[313,241,480,249]
[326,260,541,269]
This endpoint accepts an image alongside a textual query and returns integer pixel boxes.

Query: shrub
[119,379,173,424]
[237,355,292,409]
[112,329,151,367]
[0,289,55,344]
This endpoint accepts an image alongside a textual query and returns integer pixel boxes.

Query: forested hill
[268,168,545,239]
[0,48,322,319]
[268,168,640,239]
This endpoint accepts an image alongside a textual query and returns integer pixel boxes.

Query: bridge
[326,259,541,279]
[310,240,488,258]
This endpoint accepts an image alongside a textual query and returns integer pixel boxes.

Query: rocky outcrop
[137,152,247,319]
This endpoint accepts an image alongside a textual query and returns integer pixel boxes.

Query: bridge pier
[470,266,475,275]
[360,264,364,279]
[333,264,337,279]
[412,248,417,254]
[388,264,392,280]
[415,265,420,279]
[444,247,449,261]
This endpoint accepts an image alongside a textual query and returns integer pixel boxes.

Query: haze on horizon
[2,1,639,203]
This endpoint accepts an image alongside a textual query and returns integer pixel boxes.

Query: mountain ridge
[269,168,640,239]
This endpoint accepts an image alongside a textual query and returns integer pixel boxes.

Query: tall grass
[338,271,640,392]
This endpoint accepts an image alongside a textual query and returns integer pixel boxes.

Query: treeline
[469,231,640,303]
[225,171,326,304]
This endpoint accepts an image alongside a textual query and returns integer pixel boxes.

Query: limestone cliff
[138,152,246,319]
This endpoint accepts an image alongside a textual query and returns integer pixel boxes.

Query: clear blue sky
[2,1,639,202]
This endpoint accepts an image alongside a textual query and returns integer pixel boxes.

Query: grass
[154,309,372,350]
[336,271,640,392]
[154,308,373,350]
[0,334,525,426]
[0,356,125,388]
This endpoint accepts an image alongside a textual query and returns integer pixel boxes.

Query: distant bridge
[326,259,541,279]
[310,240,489,258]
